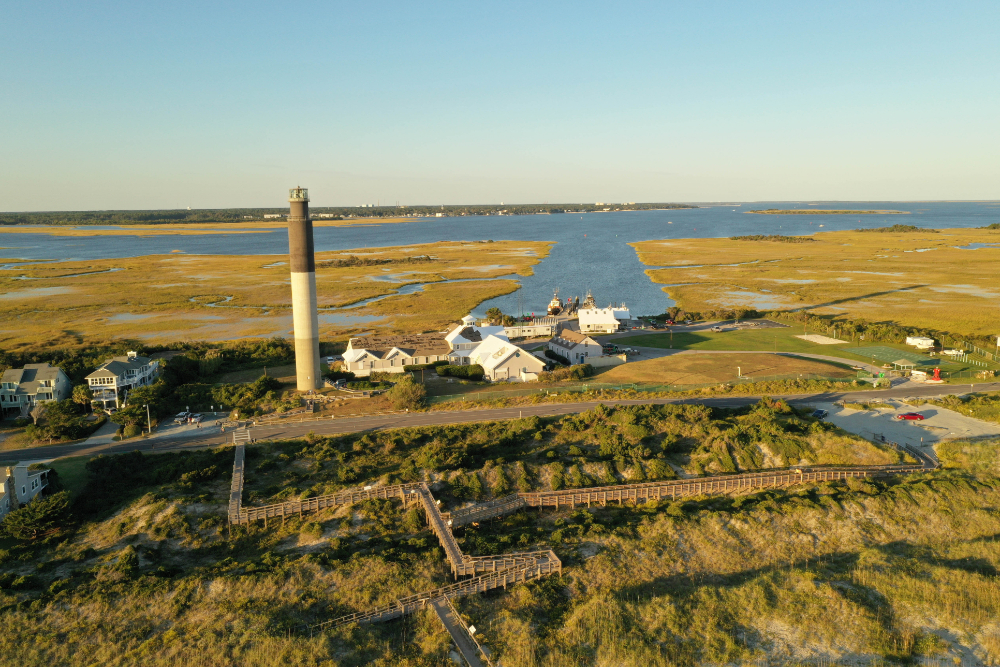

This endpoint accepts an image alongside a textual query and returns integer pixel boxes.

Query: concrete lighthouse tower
[287,186,321,391]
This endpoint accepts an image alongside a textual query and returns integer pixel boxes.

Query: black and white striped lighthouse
[287,186,321,391]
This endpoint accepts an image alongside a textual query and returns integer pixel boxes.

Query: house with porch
[547,329,603,364]
[0,464,49,520]
[85,352,160,408]
[0,363,72,418]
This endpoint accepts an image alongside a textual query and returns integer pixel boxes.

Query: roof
[578,307,620,325]
[445,323,507,346]
[345,333,451,361]
[470,335,543,371]
[85,355,155,380]
[549,329,599,351]
[893,359,915,367]
[1,363,66,396]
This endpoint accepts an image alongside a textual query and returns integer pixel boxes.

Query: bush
[403,360,448,371]
[387,377,427,410]
[13,417,30,428]
[539,364,595,382]
[436,364,485,380]
[544,349,570,366]
[122,423,142,439]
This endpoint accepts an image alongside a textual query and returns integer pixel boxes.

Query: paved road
[6,381,999,463]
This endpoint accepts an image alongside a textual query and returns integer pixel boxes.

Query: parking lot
[810,399,1000,449]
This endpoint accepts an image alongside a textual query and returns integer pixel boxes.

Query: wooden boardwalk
[228,439,936,634]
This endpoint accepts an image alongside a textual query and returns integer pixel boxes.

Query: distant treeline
[749,209,910,215]
[854,224,929,233]
[317,255,435,268]
[0,203,695,226]
[730,235,815,243]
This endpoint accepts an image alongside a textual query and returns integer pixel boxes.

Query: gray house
[0,363,72,418]
[0,464,49,520]
[85,352,160,408]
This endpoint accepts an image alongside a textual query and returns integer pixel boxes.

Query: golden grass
[0,240,551,348]
[595,353,853,385]
[631,226,1000,336]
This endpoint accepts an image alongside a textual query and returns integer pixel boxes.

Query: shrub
[122,423,142,439]
[403,360,448,371]
[436,364,485,380]
[1,491,72,541]
[544,349,570,366]
[387,378,427,410]
[539,364,594,382]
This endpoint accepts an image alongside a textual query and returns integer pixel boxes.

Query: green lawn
[46,456,91,499]
[621,327,988,374]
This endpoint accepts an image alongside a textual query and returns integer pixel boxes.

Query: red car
[896,412,925,421]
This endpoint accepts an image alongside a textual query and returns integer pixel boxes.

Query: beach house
[85,352,160,408]
[0,363,72,418]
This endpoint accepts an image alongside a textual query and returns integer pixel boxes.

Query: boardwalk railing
[229,433,936,634]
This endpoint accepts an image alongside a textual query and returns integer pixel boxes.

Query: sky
[2,0,999,210]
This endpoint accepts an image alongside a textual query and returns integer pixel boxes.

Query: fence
[427,374,858,405]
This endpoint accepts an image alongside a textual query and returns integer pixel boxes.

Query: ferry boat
[581,290,596,309]
[547,290,562,316]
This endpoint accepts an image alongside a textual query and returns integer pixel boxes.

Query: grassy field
[622,326,996,376]
[4,405,1000,665]
[631,226,1000,336]
[594,352,853,385]
[0,240,551,349]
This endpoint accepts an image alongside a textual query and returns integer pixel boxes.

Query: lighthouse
[287,186,321,391]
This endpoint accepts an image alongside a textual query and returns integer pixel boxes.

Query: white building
[548,329,603,364]
[503,316,559,339]
[0,464,49,520]
[467,334,546,382]
[342,333,452,377]
[85,352,160,408]
[446,316,508,364]
[0,363,72,418]
[905,336,936,349]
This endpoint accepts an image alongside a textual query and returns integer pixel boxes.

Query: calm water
[1,201,997,317]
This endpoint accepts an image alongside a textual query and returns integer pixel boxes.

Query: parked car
[711,326,723,332]
[896,412,925,421]
[666,319,675,325]
[811,409,828,420]
[684,319,693,325]
[173,411,190,424]
[190,413,204,424]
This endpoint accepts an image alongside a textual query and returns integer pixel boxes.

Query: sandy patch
[796,334,847,345]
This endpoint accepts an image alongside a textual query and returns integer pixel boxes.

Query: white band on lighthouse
[290,270,320,391]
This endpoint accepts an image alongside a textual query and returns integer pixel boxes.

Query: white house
[85,352,160,408]
[467,334,546,382]
[0,363,72,418]
[0,464,49,520]
[447,316,509,364]
[548,329,603,364]
[342,333,452,377]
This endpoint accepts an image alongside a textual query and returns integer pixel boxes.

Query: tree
[1,491,71,541]
[72,384,93,410]
[387,377,426,411]
[41,399,90,440]
[29,402,47,425]
[485,307,504,325]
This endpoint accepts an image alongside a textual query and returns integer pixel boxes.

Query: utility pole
[145,404,151,435]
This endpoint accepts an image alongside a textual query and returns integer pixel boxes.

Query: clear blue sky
[3,1,998,210]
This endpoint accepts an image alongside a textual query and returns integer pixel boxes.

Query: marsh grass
[632,227,1000,336]
[0,240,551,348]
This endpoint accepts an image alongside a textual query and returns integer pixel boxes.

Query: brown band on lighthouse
[288,219,315,273]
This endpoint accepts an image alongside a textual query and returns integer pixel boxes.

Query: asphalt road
[7,381,999,463]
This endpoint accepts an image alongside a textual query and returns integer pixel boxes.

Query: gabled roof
[345,333,451,361]
[470,335,542,371]
[445,323,507,346]
[85,355,156,381]
[549,328,600,351]
[1,363,66,396]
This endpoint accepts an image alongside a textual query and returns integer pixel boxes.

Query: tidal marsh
[632,227,1000,336]
[0,240,551,348]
